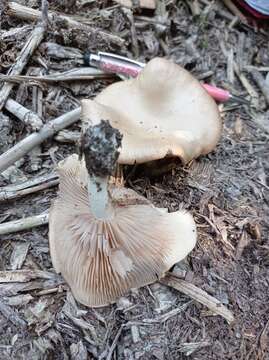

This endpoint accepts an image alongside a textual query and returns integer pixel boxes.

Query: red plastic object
[201,84,230,103]
[235,0,269,19]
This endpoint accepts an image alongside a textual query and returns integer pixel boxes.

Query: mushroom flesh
[81,57,222,165]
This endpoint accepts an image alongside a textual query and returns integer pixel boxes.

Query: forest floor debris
[0,1,268,359]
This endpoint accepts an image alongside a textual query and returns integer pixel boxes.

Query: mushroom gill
[49,121,197,307]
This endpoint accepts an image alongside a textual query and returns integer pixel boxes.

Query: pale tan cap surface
[49,155,197,307]
[81,57,222,165]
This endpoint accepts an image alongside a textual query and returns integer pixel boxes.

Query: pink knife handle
[100,61,141,78]
[201,83,230,102]
[99,57,231,103]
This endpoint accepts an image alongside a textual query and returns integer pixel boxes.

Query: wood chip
[10,242,30,270]
[179,341,210,356]
[114,0,156,10]
[0,270,57,283]
[0,299,27,328]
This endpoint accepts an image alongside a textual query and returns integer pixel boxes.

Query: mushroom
[81,57,222,165]
[49,120,196,307]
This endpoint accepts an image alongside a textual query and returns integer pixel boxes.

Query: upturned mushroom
[81,57,222,165]
[49,120,197,307]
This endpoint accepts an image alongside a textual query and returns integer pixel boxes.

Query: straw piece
[0,68,112,84]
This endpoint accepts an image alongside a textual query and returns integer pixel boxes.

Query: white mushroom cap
[81,57,222,165]
[49,154,197,307]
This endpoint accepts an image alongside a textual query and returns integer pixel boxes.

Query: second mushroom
[81,57,222,166]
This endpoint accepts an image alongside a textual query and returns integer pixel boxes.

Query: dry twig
[0,107,80,172]
[0,213,49,235]
[0,24,32,41]
[0,68,112,84]
[106,326,123,360]
[160,273,235,324]
[248,69,269,106]
[0,173,58,201]
[5,98,43,130]
[222,0,247,24]
[0,172,57,193]
[0,270,57,282]
[233,62,259,99]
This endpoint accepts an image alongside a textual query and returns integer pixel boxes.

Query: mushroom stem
[88,175,112,219]
[80,120,122,219]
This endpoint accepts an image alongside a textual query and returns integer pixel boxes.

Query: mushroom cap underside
[49,155,197,307]
[81,57,222,165]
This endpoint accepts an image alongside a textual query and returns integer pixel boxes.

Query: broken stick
[160,273,235,324]
[0,107,80,173]
[5,98,43,130]
[0,173,59,202]
[0,67,112,84]
[0,270,56,283]
[0,213,49,236]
